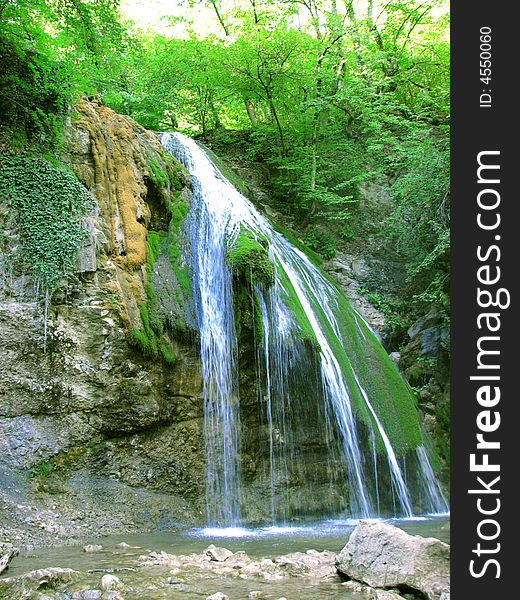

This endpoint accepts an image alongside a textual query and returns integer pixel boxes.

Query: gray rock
[1,567,80,587]
[206,594,229,600]
[101,574,123,591]
[101,592,124,600]
[205,544,233,562]
[374,591,407,600]
[83,544,103,553]
[337,521,449,600]
[0,542,18,575]
[389,351,401,365]
[407,308,449,359]
[78,591,101,600]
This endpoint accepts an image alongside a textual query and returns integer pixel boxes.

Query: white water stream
[161,132,448,526]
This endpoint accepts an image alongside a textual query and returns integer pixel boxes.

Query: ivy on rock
[0,152,92,294]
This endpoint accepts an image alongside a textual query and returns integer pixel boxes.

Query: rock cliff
[0,101,206,545]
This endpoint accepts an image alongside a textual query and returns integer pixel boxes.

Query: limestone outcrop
[0,101,206,543]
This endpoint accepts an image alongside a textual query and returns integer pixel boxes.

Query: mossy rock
[227,227,275,288]
[129,152,194,364]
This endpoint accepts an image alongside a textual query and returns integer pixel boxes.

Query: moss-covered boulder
[226,226,275,287]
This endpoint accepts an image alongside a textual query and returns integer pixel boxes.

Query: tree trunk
[245,99,259,125]
[209,0,230,36]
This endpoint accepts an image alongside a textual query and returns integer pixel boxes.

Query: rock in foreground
[336,521,450,600]
[0,542,18,575]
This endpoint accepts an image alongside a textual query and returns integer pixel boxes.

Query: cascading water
[416,445,450,514]
[160,132,448,526]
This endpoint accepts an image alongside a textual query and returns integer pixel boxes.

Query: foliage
[0,0,128,146]
[0,153,92,293]
[0,38,70,146]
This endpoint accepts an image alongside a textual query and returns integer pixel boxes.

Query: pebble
[101,574,123,591]
[72,592,101,600]
[83,544,103,553]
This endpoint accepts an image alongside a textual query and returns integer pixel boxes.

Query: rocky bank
[0,522,450,600]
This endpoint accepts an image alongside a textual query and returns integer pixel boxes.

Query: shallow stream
[6,516,449,599]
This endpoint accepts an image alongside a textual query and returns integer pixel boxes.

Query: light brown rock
[205,544,234,562]
[337,521,450,600]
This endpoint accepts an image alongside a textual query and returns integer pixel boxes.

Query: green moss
[272,242,422,456]
[29,459,51,482]
[160,338,177,363]
[275,259,319,348]
[130,165,192,362]
[28,447,87,494]
[129,145,193,364]
[271,222,324,268]
[320,290,423,456]
[166,196,192,307]
[226,226,276,343]
[233,283,263,341]
[227,226,275,288]
[148,147,187,194]
[144,231,165,334]
[149,158,169,188]
[128,327,158,359]
[0,152,92,292]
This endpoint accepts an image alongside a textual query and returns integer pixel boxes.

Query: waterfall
[416,445,450,514]
[161,132,448,525]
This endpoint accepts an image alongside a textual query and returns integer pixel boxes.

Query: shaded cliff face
[0,101,209,544]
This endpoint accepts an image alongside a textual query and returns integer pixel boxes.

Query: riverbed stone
[0,566,80,587]
[205,544,234,562]
[0,542,18,575]
[336,521,450,600]
[101,574,123,590]
[77,591,102,600]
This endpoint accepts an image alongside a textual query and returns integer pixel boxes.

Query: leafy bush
[0,39,71,146]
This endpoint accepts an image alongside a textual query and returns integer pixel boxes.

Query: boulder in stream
[205,544,234,562]
[336,521,450,600]
[84,544,103,553]
[0,566,80,588]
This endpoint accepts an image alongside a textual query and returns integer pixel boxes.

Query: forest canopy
[0,0,450,330]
